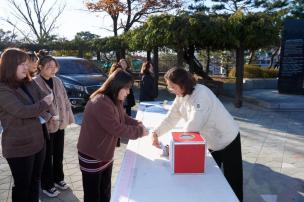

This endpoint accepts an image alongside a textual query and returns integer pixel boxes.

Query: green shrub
[228,64,279,78]
[53,50,78,56]
[84,52,93,60]
[264,68,279,78]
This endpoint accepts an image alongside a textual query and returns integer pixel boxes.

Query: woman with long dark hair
[0,48,53,202]
[139,61,156,101]
[118,59,136,116]
[77,69,148,202]
[152,67,243,202]
[34,50,74,197]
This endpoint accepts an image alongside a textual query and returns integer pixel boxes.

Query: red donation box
[170,132,206,174]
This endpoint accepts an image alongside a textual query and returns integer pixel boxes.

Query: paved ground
[0,85,303,202]
[243,89,304,110]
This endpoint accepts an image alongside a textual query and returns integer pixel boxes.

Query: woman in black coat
[119,59,135,116]
[139,61,155,102]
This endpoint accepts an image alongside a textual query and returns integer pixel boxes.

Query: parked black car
[55,57,107,108]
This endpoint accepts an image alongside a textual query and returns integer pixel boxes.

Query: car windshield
[57,59,102,75]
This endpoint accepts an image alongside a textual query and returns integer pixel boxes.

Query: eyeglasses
[46,65,58,69]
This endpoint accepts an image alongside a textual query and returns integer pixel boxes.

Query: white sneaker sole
[54,183,69,190]
[42,189,60,197]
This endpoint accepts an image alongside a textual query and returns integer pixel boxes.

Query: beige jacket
[34,75,75,133]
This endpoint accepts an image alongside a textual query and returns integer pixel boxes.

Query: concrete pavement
[242,89,304,110]
[0,86,303,202]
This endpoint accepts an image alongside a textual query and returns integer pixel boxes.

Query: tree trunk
[96,50,101,61]
[183,46,212,80]
[78,48,84,58]
[147,50,151,61]
[177,48,184,68]
[120,49,126,60]
[206,47,210,75]
[248,49,255,64]
[116,52,121,61]
[113,16,118,37]
[268,47,280,69]
[224,64,229,77]
[235,47,244,108]
[113,16,121,61]
[152,47,159,98]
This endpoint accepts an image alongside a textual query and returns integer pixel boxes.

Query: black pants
[210,133,243,202]
[81,163,113,202]
[41,129,65,189]
[124,106,132,116]
[6,147,45,202]
[121,106,131,147]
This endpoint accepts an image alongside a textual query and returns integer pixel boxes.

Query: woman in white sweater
[152,67,243,202]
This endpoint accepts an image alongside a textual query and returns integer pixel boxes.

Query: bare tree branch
[4,18,33,43]
[4,0,66,44]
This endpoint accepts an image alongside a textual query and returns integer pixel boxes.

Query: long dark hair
[0,48,30,88]
[108,63,122,76]
[140,61,152,75]
[119,58,131,71]
[36,50,59,72]
[164,67,196,96]
[27,51,38,77]
[90,69,133,104]
[27,51,38,62]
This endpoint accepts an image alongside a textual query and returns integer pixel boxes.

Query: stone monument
[278,19,304,94]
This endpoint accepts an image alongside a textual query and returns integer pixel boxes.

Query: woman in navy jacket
[139,61,156,102]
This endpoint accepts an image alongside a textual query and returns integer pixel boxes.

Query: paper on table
[139,101,173,112]
[141,112,164,129]
[144,105,168,114]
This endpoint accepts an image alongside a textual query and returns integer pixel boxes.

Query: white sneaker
[54,181,69,190]
[42,187,60,197]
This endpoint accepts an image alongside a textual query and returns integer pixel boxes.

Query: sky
[0,0,114,40]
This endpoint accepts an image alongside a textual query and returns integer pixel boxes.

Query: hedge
[228,64,279,78]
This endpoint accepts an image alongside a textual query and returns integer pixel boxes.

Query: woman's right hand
[51,115,59,122]
[49,115,60,129]
[42,93,54,105]
[151,132,161,148]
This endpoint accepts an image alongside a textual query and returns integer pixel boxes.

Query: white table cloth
[111,101,239,202]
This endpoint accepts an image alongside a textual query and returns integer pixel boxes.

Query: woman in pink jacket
[77,69,148,202]
[34,50,74,197]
